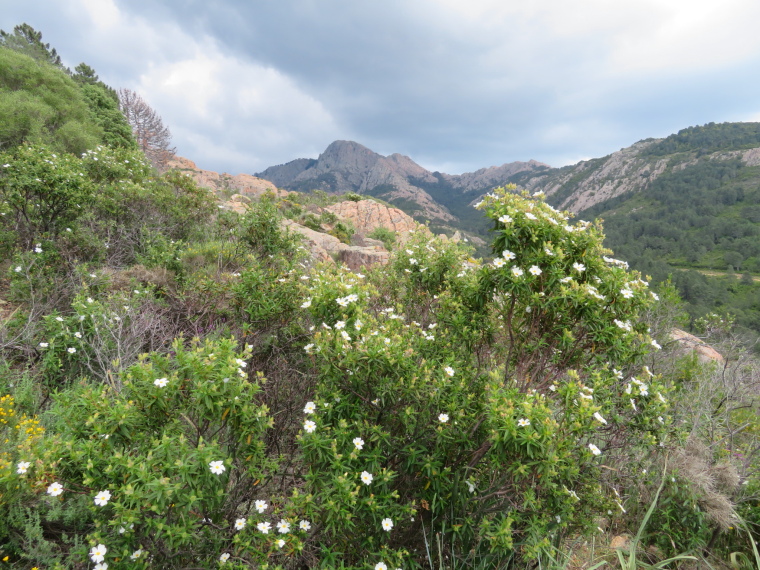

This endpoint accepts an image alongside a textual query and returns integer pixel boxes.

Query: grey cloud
[5,1,760,175]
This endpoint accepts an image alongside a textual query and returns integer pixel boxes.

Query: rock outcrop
[325,200,418,237]
[168,156,286,199]
[282,219,390,269]
[670,329,724,364]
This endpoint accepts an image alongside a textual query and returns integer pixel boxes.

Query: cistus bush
[1,337,283,568]
[293,187,671,567]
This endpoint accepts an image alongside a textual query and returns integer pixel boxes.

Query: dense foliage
[578,158,760,338]
[0,25,758,570]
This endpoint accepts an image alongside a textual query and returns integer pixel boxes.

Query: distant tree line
[641,121,760,157]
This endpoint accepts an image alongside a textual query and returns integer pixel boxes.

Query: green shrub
[368,226,396,250]
[1,337,282,568]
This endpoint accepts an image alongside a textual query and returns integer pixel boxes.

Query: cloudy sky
[4,0,760,175]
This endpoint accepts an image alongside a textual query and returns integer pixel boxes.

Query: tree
[0,23,63,68]
[117,88,176,170]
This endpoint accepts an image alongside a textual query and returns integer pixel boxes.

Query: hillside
[512,123,760,336]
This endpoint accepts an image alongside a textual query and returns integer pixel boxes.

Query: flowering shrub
[1,337,278,568]
[0,144,95,250]
[294,188,672,566]
[0,183,688,568]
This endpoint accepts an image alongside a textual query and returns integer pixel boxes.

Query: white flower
[528,265,542,276]
[492,257,506,268]
[511,266,524,278]
[620,288,634,299]
[47,482,64,496]
[525,212,537,220]
[438,413,449,423]
[381,518,393,531]
[651,340,661,350]
[361,471,374,485]
[353,437,365,450]
[409,258,418,265]
[301,299,312,308]
[651,292,659,300]
[304,343,315,354]
[94,490,111,506]
[304,420,317,433]
[466,480,476,493]
[299,519,311,531]
[74,331,82,338]
[335,320,345,330]
[234,517,247,530]
[340,330,351,341]
[304,401,316,414]
[517,418,530,427]
[14,265,22,272]
[209,460,226,475]
[589,443,601,456]
[89,544,107,563]
[220,552,231,563]
[255,500,268,513]
[559,276,572,283]
[153,377,168,388]
[276,538,285,548]
[67,347,77,354]
[544,247,554,256]
[277,520,291,534]
[94,563,108,570]
[235,358,247,368]
[572,262,585,272]
[34,246,43,253]
[498,214,512,224]
[444,366,455,377]
[257,521,271,534]
[16,461,30,474]
[130,549,143,560]
[593,412,607,425]
[502,249,516,260]
[376,564,388,570]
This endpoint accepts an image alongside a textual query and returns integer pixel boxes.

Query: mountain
[256,140,548,230]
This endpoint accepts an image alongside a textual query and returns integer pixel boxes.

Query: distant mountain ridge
[256,140,548,226]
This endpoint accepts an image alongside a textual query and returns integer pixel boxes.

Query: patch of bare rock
[670,329,724,364]
[167,156,287,201]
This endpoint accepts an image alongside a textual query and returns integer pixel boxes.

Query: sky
[3,0,760,176]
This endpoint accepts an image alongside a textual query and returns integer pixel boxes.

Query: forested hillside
[568,126,760,338]
[1,25,759,570]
